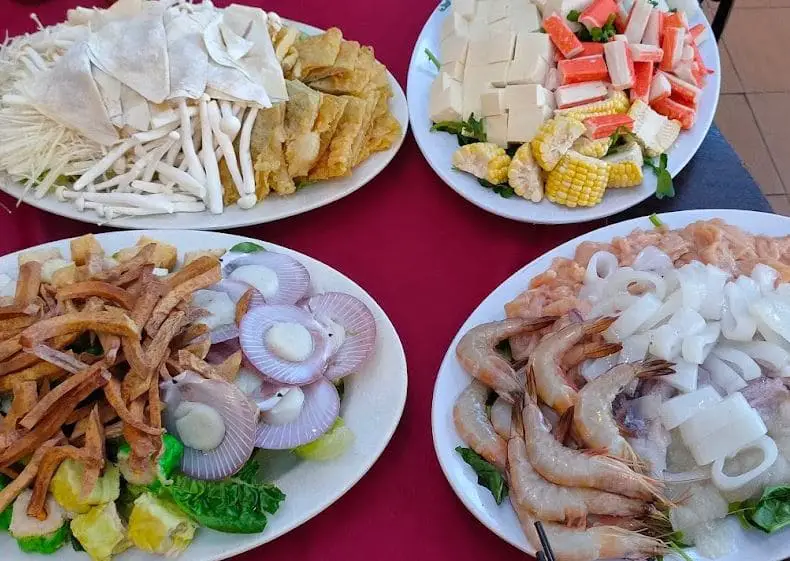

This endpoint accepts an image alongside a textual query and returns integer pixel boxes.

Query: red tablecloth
[0,2,597,559]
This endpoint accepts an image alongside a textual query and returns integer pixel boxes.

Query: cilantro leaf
[645,154,675,199]
[478,178,514,198]
[455,447,508,504]
[432,113,487,145]
[567,9,580,21]
[229,242,266,253]
[425,47,441,71]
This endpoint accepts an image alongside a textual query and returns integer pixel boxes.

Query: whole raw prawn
[453,380,507,472]
[520,398,664,501]
[507,435,652,526]
[573,360,675,464]
[456,317,555,403]
[529,317,617,414]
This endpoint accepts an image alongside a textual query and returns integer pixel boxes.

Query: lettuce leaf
[166,472,285,534]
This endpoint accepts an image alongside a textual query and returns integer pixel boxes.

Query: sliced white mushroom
[154,161,207,198]
[208,100,245,197]
[199,95,223,214]
[142,132,179,182]
[239,106,258,196]
[132,119,180,143]
[72,138,137,190]
[177,98,206,183]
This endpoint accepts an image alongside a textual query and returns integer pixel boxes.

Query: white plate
[0,21,409,230]
[1,230,408,561]
[407,4,721,224]
[432,209,790,561]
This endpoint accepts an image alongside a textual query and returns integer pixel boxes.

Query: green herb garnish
[647,0,658,5]
[229,242,266,253]
[567,9,580,21]
[649,213,664,228]
[295,178,316,190]
[439,0,451,11]
[425,47,441,71]
[431,113,487,145]
[730,486,790,534]
[478,178,515,198]
[455,447,508,504]
[586,13,617,42]
[644,153,674,199]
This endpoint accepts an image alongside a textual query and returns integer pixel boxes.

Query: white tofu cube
[468,17,490,41]
[507,55,549,85]
[485,114,510,147]
[474,1,490,22]
[490,18,514,33]
[441,35,469,65]
[542,0,592,21]
[509,2,541,32]
[514,32,554,65]
[504,83,552,110]
[488,61,511,86]
[430,77,463,122]
[487,31,516,64]
[507,106,546,143]
[454,0,477,20]
[442,61,466,81]
[467,38,490,67]
[488,0,510,23]
[441,11,470,41]
[430,71,460,98]
[462,67,488,118]
[481,89,507,116]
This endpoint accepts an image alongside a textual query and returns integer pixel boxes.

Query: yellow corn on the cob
[508,143,544,202]
[545,150,609,208]
[572,136,611,159]
[554,91,630,121]
[603,141,644,188]
[628,100,681,157]
[452,142,511,185]
[530,116,586,172]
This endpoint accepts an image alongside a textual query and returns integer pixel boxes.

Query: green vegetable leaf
[16,523,69,554]
[455,447,508,504]
[432,113,487,145]
[590,27,603,41]
[68,527,85,552]
[439,0,451,11]
[233,459,261,484]
[425,48,441,71]
[566,9,580,21]
[745,486,790,533]
[295,179,316,190]
[576,26,592,41]
[647,0,658,5]
[477,178,515,198]
[167,473,285,534]
[645,154,675,199]
[668,543,694,561]
[0,475,10,530]
[229,242,266,253]
[649,213,664,228]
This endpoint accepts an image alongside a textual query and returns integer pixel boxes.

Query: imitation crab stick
[689,23,708,45]
[543,14,584,59]
[664,71,701,107]
[625,0,653,43]
[558,55,609,85]
[615,1,629,32]
[664,11,689,31]
[583,113,634,139]
[604,39,634,90]
[652,97,696,129]
[660,26,685,71]
[580,0,619,29]
[643,9,663,46]
[630,44,663,63]
[649,72,671,103]
[555,81,609,109]
[631,61,654,103]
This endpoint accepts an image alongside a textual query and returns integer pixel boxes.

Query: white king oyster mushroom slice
[165,12,208,100]
[91,66,123,127]
[88,2,171,104]
[20,42,119,145]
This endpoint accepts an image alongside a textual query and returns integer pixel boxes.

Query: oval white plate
[432,209,790,560]
[1,230,408,561]
[0,21,408,230]
[407,4,721,224]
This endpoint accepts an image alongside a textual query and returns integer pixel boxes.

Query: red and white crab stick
[604,39,635,89]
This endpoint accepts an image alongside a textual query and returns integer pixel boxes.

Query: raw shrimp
[573,360,675,463]
[453,380,507,472]
[457,317,555,403]
[490,397,512,439]
[508,435,651,526]
[513,504,667,561]
[529,317,616,414]
[562,341,623,370]
[521,398,664,501]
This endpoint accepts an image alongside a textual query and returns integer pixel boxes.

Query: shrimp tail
[582,316,616,335]
[590,454,667,502]
[637,359,676,378]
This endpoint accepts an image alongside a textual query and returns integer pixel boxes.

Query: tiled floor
[704,0,790,215]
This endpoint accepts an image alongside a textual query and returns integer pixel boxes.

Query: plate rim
[431,208,789,558]
[0,20,409,231]
[406,2,721,225]
[0,229,409,561]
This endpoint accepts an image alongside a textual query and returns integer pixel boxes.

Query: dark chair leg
[711,0,734,41]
